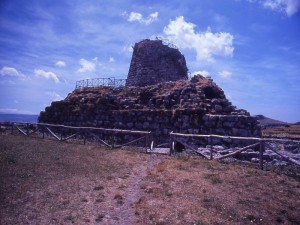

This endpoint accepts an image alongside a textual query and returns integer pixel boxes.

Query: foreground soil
[1,135,300,225]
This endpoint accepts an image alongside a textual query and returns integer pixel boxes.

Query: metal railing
[75,77,127,89]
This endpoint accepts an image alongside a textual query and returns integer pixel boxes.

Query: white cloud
[0,66,25,78]
[46,91,63,101]
[128,12,143,22]
[122,44,134,53]
[78,58,96,73]
[123,11,159,25]
[192,70,210,77]
[34,69,60,83]
[163,16,234,62]
[109,57,115,62]
[218,70,232,79]
[248,0,300,16]
[149,12,159,20]
[55,60,66,68]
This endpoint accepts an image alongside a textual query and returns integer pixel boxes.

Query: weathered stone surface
[39,75,261,143]
[39,38,261,145]
[126,39,188,87]
[214,105,223,112]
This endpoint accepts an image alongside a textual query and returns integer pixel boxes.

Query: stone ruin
[126,39,188,87]
[39,39,261,145]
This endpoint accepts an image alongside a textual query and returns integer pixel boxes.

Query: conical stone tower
[126,39,188,87]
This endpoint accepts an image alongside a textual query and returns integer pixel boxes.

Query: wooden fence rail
[2,122,300,167]
[170,132,300,169]
[2,122,151,153]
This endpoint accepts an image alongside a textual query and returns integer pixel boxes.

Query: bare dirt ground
[1,135,300,225]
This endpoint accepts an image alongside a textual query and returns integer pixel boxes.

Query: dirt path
[2,136,300,225]
[101,154,162,225]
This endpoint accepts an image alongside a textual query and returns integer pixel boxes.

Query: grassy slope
[1,135,300,225]
[263,124,300,140]
[255,115,289,127]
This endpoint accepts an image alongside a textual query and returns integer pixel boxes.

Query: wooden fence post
[169,132,173,155]
[111,132,115,149]
[60,127,63,141]
[42,126,45,139]
[26,123,29,136]
[209,136,213,160]
[259,140,264,170]
[11,123,13,134]
[145,133,149,153]
[83,130,86,145]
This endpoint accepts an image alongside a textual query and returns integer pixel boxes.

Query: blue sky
[0,0,299,122]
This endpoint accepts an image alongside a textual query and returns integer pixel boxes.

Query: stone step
[147,147,170,154]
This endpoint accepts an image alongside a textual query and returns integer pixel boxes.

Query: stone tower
[126,39,188,87]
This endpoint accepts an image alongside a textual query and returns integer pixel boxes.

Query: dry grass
[263,124,300,140]
[136,158,300,225]
[1,135,300,225]
[0,134,146,224]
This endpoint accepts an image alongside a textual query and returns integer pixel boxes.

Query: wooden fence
[1,122,300,168]
[1,122,151,152]
[170,132,300,169]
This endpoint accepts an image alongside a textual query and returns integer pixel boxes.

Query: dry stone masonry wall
[39,75,261,143]
[39,39,261,145]
[126,39,188,87]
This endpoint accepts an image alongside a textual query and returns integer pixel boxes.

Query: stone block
[223,121,235,128]
[214,105,223,112]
